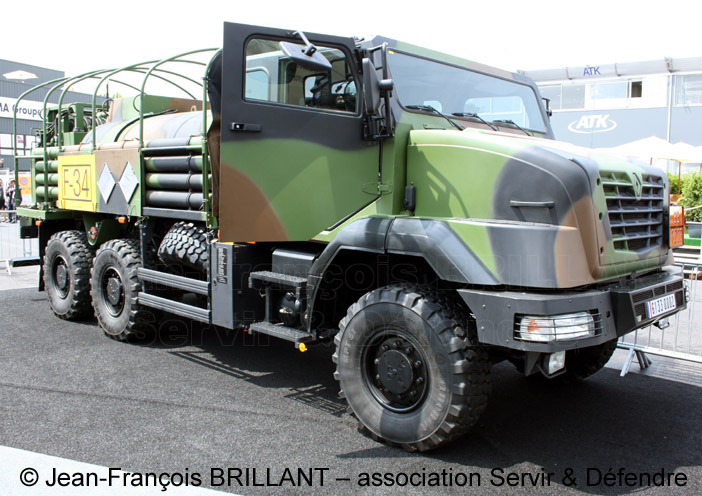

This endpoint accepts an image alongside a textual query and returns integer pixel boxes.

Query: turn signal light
[517,312,595,342]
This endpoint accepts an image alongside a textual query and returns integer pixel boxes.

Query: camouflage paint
[219,139,378,241]
[400,127,670,288]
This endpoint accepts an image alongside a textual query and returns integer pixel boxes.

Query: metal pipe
[202,49,221,228]
[145,136,205,148]
[92,61,161,147]
[145,191,203,209]
[144,156,203,172]
[138,48,218,147]
[145,173,203,191]
[57,69,115,149]
[666,73,674,143]
[35,161,59,173]
[35,186,59,199]
[35,174,59,186]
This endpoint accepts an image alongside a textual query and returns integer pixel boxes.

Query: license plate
[645,294,677,318]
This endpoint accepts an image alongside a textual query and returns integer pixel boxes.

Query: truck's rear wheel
[91,239,149,341]
[333,285,490,452]
[43,230,93,320]
[558,339,618,383]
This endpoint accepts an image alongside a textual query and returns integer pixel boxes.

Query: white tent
[604,136,676,162]
[671,141,702,164]
[599,136,702,163]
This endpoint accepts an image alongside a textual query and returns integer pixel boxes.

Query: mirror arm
[292,31,317,56]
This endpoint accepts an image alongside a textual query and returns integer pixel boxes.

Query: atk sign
[583,66,601,76]
[568,114,618,134]
[0,97,44,121]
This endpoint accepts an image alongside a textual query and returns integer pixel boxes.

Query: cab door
[219,22,378,242]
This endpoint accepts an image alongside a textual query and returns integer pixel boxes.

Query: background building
[521,57,702,153]
[1,59,100,173]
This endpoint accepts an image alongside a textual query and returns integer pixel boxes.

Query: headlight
[517,312,595,342]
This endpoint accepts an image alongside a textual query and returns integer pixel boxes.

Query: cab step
[249,271,307,299]
[248,321,315,345]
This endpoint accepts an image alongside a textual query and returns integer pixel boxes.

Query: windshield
[387,50,548,133]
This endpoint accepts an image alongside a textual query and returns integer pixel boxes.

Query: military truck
[13,22,687,452]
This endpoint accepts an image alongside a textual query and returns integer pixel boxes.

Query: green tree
[667,172,680,195]
[679,171,702,222]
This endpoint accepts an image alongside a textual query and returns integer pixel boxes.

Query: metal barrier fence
[618,264,702,375]
[0,211,39,274]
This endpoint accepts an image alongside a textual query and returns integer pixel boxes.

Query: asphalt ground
[0,276,701,496]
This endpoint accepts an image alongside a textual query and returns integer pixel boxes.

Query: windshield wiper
[406,105,464,131]
[451,112,498,131]
[492,119,531,136]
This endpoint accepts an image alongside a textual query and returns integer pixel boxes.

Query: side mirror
[362,58,394,115]
[363,58,380,115]
[280,31,332,72]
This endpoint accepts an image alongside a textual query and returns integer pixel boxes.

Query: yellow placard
[19,173,31,197]
[57,154,97,212]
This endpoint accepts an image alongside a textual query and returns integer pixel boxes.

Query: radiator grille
[600,171,665,252]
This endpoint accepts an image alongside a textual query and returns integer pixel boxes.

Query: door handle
[230,122,262,132]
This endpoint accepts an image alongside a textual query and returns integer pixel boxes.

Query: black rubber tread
[157,222,209,276]
[556,339,618,383]
[43,230,94,320]
[333,284,491,452]
[91,238,153,342]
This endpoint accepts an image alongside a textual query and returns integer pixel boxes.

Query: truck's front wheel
[43,230,93,320]
[333,285,490,452]
[91,239,150,341]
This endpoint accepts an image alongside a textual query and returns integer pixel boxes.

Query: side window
[244,38,357,112]
[245,68,270,100]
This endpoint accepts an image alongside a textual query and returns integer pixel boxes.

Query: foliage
[667,172,681,195]
[679,171,702,223]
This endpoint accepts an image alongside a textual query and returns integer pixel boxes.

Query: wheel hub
[367,335,429,412]
[55,264,68,290]
[106,277,123,306]
[377,350,413,394]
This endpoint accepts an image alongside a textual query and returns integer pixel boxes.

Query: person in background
[0,179,6,222]
[7,180,17,222]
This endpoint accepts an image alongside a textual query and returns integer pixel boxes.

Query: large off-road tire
[43,230,94,320]
[333,284,491,452]
[157,222,209,277]
[557,339,618,383]
[91,239,150,341]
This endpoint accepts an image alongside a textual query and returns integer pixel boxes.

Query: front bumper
[457,267,686,353]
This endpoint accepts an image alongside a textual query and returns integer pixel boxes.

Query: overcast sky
[3,0,700,76]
